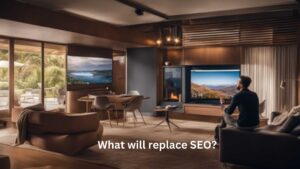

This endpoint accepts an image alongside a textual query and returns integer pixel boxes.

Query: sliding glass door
[0,38,67,113]
[0,39,9,113]
[14,40,42,108]
[44,43,66,109]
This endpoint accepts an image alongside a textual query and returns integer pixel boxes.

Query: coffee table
[154,107,180,132]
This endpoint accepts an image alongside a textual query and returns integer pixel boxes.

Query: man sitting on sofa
[214,76,259,143]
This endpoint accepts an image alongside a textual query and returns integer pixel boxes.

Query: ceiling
[17,0,298,26]
[0,19,139,50]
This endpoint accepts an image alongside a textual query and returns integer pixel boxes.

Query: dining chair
[128,90,140,95]
[91,96,117,127]
[123,95,146,127]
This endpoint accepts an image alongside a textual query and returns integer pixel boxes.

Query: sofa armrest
[220,127,300,169]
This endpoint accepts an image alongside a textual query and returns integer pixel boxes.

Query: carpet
[0,117,254,169]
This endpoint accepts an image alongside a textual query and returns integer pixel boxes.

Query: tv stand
[170,103,227,123]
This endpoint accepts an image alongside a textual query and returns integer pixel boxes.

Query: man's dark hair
[240,76,252,88]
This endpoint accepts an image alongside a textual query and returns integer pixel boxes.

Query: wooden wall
[162,47,241,66]
[112,50,126,94]
[298,25,300,105]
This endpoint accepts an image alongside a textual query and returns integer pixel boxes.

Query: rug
[0,117,254,169]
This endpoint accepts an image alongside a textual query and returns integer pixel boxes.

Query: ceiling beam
[115,0,169,19]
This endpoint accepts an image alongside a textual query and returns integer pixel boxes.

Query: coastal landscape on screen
[67,56,112,85]
[191,69,240,99]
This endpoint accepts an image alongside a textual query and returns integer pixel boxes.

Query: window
[0,38,9,113]
[14,40,42,108]
[44,43,66,109]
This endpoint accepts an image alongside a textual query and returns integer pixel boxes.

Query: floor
[0,116,255,169]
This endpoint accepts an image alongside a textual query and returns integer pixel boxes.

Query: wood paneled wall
[182,12,298,47]
[297,22,300,105]
[163,47,241,66]
[184,47,241,65]
[112,50,126,94]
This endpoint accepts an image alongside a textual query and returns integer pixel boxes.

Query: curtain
[241,46,297,118]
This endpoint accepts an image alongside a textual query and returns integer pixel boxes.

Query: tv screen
[191,68,240,100]
[67,56,112,85]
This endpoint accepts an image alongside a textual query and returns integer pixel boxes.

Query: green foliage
[0,49,66,97]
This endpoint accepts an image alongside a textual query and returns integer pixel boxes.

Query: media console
[169,103,226,123]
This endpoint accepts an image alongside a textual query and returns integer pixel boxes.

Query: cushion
[291,125,300,136]
[28,125,103,155]
[28,112,99,134]
[278,115,300,133]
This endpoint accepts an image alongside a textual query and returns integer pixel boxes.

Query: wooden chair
[91,96,117,127]
[123,95,146,127]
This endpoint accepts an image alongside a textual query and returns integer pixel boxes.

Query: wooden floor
[0,144,117,169]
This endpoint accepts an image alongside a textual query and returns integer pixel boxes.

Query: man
[214,76,259,143]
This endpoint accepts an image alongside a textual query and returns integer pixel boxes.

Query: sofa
[20,110,103,155]
[220,112,300,169]
[0,155,10,169]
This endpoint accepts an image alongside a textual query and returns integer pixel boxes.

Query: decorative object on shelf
[164,61,170,66]
[156,25,182,46]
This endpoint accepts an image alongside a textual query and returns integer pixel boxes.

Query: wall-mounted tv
[186,65,240,104]
[67,56,112,85]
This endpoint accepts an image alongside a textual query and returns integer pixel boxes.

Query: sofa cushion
[28,112,99,134]
[28,124,103,155]
[279,115,300,133]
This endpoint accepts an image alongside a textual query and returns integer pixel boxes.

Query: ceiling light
[156,39,162,45]
[174,37,180,44]
[166,36,172,42]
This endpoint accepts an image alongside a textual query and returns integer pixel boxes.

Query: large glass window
[14,40,42,108]
[44,43,66,109]
[0,39,9,113]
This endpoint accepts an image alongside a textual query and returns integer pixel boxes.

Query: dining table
[78,94,149,113]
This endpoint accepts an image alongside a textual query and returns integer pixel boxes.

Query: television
[67,56,112,85]
[186,65,240,104]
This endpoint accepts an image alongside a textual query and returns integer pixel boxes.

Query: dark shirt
[225,88,259,127]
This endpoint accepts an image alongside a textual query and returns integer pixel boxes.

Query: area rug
[0,117,254,169]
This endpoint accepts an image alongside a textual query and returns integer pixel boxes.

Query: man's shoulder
[237,89,258,97]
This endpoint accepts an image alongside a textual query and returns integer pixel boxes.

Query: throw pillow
[278,115,300,133]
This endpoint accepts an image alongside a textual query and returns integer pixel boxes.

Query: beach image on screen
[191,69,240,99]
[67,56,112,84]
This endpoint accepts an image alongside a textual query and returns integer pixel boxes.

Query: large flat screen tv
[186,65,240,104]
[67,56,112,85]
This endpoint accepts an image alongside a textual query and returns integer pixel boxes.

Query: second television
[186,65,240,104]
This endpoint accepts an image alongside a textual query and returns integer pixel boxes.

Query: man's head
[237,76,252,90]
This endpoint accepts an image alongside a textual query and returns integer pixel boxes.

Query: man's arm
[224,95,239,115]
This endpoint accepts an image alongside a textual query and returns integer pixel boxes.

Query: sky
[68,56,112,71]
[191,69,240,86]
